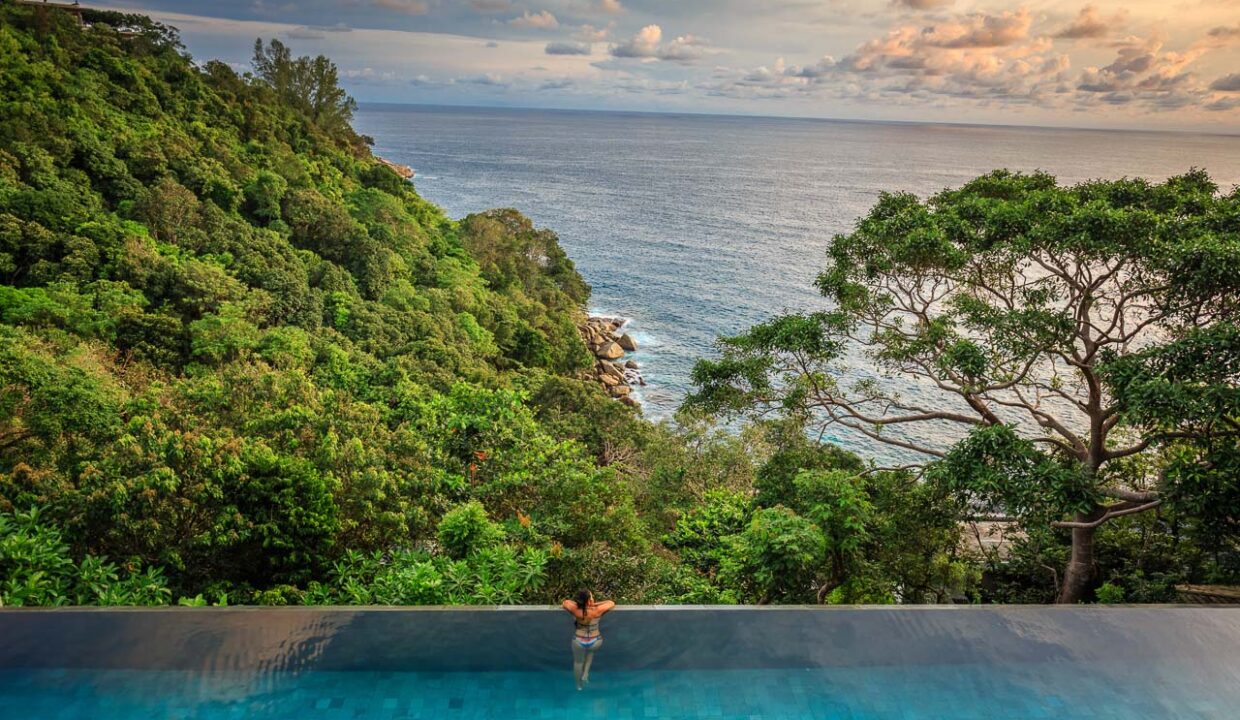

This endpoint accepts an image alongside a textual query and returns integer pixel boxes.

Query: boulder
[599,373,620,387]
[597,342,624,360]
[619,395,640,408]
[609,384,631,397]
[624,360,639,369]
[617,334,638,351]
[601,362,626,380]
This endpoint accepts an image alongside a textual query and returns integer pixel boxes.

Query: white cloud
[575,23,612,42]
[463,72,507,86]
[610,25,707,62]
[510,10,559,30]
[342,67,397,81]
[710,9,1072,108]
[597,0,625,15]
[611,24,662,58]
[918,10,1033,49]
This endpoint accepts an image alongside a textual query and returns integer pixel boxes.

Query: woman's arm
[591,600,616,617]
[561,599,580,615]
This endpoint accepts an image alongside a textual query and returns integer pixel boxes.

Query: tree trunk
[1057,513,1099,604]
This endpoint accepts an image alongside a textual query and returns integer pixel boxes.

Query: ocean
[354,104,1240,459]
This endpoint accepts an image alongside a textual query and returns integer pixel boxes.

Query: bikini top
[574,611,599,634]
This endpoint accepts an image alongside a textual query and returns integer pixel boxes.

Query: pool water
[2,607,1238,719]
[2,660,1235,720]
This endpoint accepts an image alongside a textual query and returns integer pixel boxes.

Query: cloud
[1210,73,1240,92]
[596,0,625,14]
[1074,36,1217,111]
[1205,24,1240,45]
[611,24,662,57]
[286,27,325,39]
[891,0,954,9]
[462,72,507,86]
[1052,6,1120,40]
[510,10,559,29]
[1206,96,1240,112]
[342,67,396,81]
[610,25,707,62]
[485,40,499,48]
[659,34,707,61]
[709,9,1074,108]
[790,56,839,79]
[546,41,591,55]
[539,78,575,90]
[919,10,1032,49]
[575,23,612,42]
[373,0,428,15]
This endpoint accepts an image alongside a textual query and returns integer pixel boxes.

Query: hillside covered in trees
[1,5,1236,608]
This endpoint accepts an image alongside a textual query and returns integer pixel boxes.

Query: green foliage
[691,168,1240,603]
[664,489,751,576]
[438,501,504,559]
[719,506,826,603]
[315,545,548,605]
[252,39,358,141]
[1,507,170,606]
[0,5,646,604]
[1095,582,1125,604]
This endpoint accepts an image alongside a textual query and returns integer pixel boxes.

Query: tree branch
[1052,499,1162,529]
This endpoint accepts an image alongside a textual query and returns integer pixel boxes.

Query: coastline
[577,315,644,408]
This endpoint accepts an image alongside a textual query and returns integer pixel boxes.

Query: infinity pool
[2,607,1238,719]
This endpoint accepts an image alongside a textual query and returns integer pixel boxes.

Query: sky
[94,0,1240,132]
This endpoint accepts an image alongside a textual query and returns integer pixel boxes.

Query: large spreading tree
[689,169,1240,603]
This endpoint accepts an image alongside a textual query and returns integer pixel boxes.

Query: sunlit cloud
[596,0,625,15]
[610,25,708,62]
[92,0,1240,130]
[1052,6,1124,41]
[574,24,612,42]
[510,10,559,29]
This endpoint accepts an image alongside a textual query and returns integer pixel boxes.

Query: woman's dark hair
[574,588,591,617]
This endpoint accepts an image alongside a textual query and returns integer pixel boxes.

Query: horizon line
[356,100,1240,140]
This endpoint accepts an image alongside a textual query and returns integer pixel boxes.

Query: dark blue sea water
[355,105,1240,455]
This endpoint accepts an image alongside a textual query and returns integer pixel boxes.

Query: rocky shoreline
[577,316,644,408]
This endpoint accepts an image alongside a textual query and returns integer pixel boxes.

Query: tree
[690,170,1240,603]
[719,506,826,603]
[251,39,357,140]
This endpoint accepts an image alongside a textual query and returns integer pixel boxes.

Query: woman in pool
[562,588,614,690]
